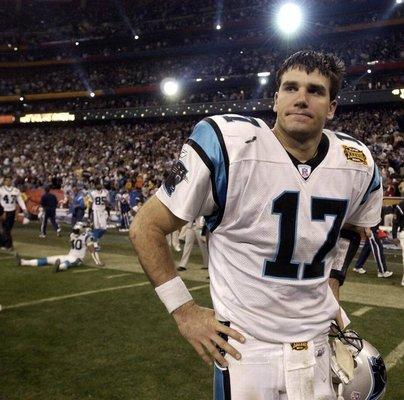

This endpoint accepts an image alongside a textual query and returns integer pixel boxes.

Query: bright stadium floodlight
[89,91,95,98]
[367,69,372,74]
[257,72,271,77]
[216,24,222,30]
[276,3,303,35]
[134,35,139,40]
[260,77,268,85]
[161,78,180,97]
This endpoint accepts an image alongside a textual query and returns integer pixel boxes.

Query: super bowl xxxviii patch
[342,145,367,165]
[163,160,188,196]
[291,342,308,351]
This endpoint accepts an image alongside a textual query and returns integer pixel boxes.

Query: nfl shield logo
[298,164,312,179]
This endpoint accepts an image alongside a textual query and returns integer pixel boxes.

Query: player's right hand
[172,301,245,367]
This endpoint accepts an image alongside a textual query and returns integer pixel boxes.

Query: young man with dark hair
[130,51,382,399]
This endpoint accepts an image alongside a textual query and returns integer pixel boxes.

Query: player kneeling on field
[16,222,104,272]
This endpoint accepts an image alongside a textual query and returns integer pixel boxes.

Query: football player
[88,182,109,251]
[0,176,29,251]
[130,51,383,399]
[116,188,131,232]
[17,222,103,271]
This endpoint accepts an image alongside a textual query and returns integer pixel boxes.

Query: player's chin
[285,123,317,140]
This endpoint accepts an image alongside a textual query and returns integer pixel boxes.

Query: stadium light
[19,96,24,102]
[75,41,79,46]
[276,3,303,35]
[367,69,372,74]
[216,24,222,30]
[161,78,180,97]
[89,92,95,98]
[260,77,268,85]
[257,72,271,77]
[14,47,18,51]
[134,35,139,40]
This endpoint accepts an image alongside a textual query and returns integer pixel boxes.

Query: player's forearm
[130,214,177,287]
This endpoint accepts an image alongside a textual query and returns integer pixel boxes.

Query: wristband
[155,276,193,313]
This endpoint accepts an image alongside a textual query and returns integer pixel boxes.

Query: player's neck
[272,124,322,163]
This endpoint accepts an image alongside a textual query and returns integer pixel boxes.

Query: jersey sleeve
[346,163,383,227]
[156,119,226,225]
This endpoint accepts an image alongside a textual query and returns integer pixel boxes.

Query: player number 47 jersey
[156,114,383,344]
[0,186,25,212]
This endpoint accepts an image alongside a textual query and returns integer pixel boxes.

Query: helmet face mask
[330,327,387,400]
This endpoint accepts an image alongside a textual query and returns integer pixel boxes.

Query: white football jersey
[68,231,93,259]
[0,186,27,212]
[90,189,109,211]
[156,114,382,343]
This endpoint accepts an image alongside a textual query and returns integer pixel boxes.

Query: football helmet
[72,222,86,234]
[330,326,387,400]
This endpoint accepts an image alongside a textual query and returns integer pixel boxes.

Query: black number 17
[264,191,348,280]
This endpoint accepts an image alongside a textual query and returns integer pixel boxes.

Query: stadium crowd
[1,0,401,46]
[1,32,402,96]
[0,107,402,208]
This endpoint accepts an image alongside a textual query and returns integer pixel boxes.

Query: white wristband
[155,276,193,314]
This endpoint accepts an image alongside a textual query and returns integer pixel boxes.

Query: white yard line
[189,284,210,291]
[351,306,373,316]
[2,281,150,310]
[385,339,404,371]
[72,268,98,274]
[106,273,133,279]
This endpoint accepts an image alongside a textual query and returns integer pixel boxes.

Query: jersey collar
[285,133,330,180]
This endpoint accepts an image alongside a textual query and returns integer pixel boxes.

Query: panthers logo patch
[342,145,367,165]
[164,161,188,196]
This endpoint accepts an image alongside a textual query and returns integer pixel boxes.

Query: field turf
[0,223,403,399]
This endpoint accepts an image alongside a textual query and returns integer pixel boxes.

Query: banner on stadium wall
[20,112,75,123]
[25,189,66,215]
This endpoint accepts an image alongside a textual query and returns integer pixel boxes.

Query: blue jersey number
[264,191,348,280]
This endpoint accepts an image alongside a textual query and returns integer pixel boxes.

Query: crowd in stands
[1,107,402,204]
[1,32,401,97]
[0,0,401,46]
[1,71,401,115]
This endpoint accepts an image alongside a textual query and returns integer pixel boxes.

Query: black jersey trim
[186,139,220,209]
[286,133,330,178]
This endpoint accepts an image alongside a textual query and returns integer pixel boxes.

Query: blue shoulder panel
[360,164,381,205]
[187,119,229,231]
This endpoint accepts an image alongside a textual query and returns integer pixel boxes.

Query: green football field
[0,223,403,400]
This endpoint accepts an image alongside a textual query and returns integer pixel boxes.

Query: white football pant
[214,324,335,400]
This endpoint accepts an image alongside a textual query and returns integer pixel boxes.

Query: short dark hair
[276,50,345,101]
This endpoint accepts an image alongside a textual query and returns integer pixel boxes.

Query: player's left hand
[172,301,245,367]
